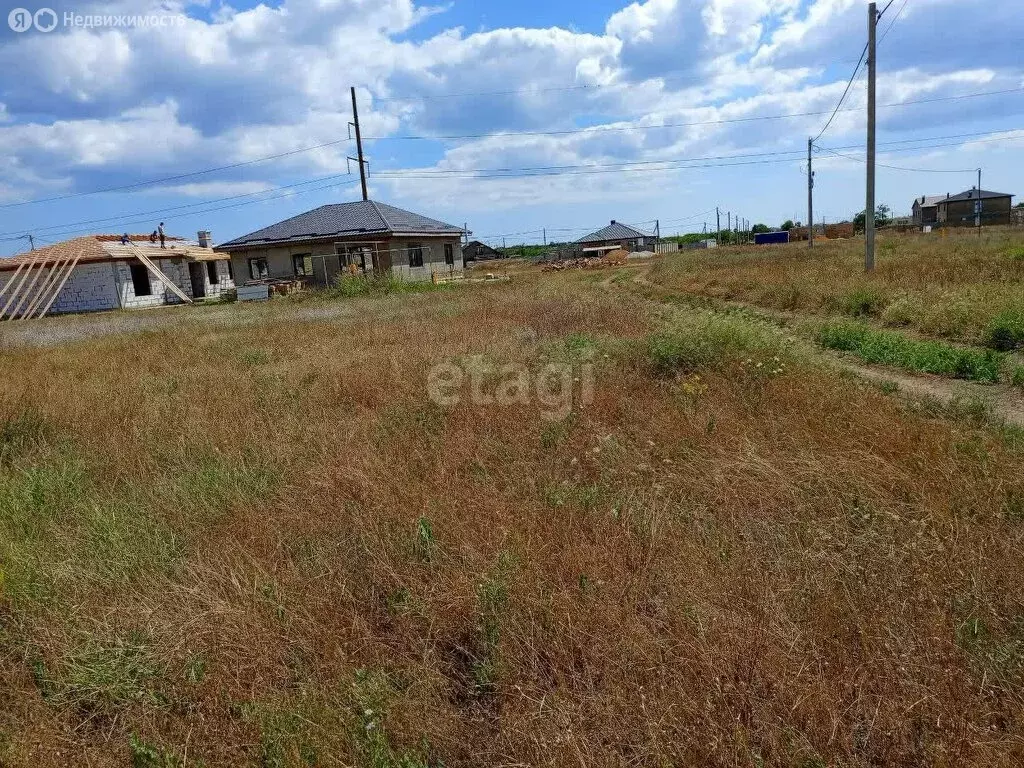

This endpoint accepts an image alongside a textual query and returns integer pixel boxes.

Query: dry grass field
[1,258,1023,767]
[649,230,1024,350]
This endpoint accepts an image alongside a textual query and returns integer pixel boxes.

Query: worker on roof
[150,230,157,244]
[120,233,130,245]
[158,222,166,249]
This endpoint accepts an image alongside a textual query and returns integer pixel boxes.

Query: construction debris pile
[541,248,631,272]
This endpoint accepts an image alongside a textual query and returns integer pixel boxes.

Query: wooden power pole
[350,87,368,201]
[865,2,878,271]
[807,138,814,249]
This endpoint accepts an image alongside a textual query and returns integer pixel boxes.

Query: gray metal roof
[913,195,946,208]
[576,220,652,244]
[216,199,463,249]
[941,189,1013,203]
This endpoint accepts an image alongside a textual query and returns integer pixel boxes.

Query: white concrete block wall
[117,257,193,309]
[0,262,120,317]
[1,256,233,318]
[201,260,235,298]
[49,261,122,314]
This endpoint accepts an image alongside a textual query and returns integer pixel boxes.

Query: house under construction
[0,232,234,320]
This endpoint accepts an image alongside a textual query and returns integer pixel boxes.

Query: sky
[0,0,1022,255]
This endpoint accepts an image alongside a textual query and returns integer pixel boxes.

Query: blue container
[754,231,790,245]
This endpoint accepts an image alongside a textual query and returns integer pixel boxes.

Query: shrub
[838,287,887,317]
[982,310,1024,351]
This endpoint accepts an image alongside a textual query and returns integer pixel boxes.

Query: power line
[20,178,361,241]
[812,43,869,142]
[878,0,910,45]
[12,129,1019,241]
[374,156,803,181]
[0,172,357,238]
[0,136,358,210]
[815,145,978,173]
[366,87,1024,142]
[1,84,1016,212]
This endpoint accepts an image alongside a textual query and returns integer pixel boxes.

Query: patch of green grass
[0,407,53,467]
[326,274,446,300]
[955,613,1024,689]
[818,322,1005,383]
[413,516,435,563]
[472,551,516,695]
[645,312,787,376]
[129,734,193,768]
[351,670,431,768]
[834,287,887,318]
[983,309,1024,351]
[540,411,578,450]
[49,633,164,717]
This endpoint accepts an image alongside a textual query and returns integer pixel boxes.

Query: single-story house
[463,240,501,261]
[214,199,465,284]
[913,188,1014,228]
[576,220,657,255]
[0,232,233,320]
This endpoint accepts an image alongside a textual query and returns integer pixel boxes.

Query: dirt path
[618,265,1024,427]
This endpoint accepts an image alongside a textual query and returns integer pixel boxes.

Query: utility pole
[865,2,878,271]
[727,212,731,244]
[716,207,721,245]
[976,168,983,236]
[350,87,368,202]
[807,137,814,249]
[655,219,660,253]
[543,227,547,246]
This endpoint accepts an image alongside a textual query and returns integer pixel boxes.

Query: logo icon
[8,8,32,32]
[34,8,57,32]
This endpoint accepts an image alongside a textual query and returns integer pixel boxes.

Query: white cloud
[0,0,1022,234]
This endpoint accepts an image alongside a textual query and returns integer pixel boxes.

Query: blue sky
[1,0,1022,255]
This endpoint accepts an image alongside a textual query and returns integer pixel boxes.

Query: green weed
[413,516,435,563]
[129,734,191,768]
[645,313,785,376]
[836,287,887,317]
[473,551,516,694]
[818,322,1004,382]
[0,407,52,467]
[982,309,1024,351]
[51,634,164,716]
[352,669,431,768]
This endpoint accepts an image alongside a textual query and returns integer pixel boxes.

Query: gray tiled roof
[576,221,652,244]
[217,199,463,249]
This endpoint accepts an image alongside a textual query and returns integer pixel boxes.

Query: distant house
[576,220,657,254]
[463,241,501,261]
[911,195,945,227]
[913,188,1014,228]
[215,200,465,284]
[0,232,233,320]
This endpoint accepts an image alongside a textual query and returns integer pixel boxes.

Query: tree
[854,204,892,230]
[781,220,795,231]
[752,223,771,234]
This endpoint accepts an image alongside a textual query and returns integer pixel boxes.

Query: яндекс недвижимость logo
[8,7,57,32]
